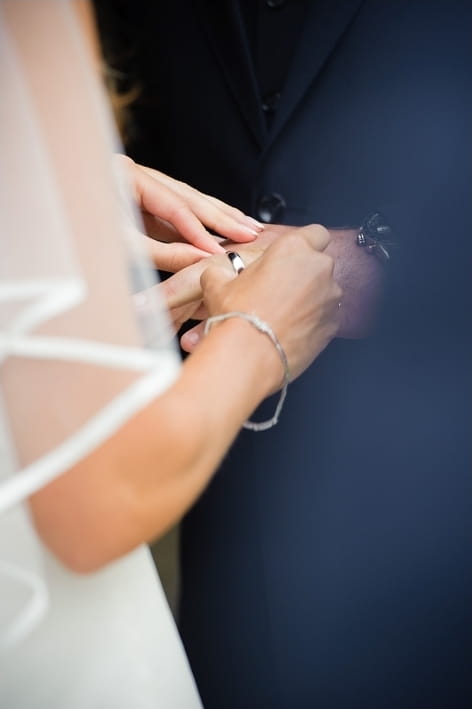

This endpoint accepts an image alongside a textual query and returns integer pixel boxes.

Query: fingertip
[229,227,258,243]
[244,217,265,232]
[193,246,216,259]
[211,241,226,253]
[242,225,261,238]
[194,237,225,255]
[181,330,200,352]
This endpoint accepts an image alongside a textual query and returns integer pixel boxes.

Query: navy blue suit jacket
[96,1,472,706]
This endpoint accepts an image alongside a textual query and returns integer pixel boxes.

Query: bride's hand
[117,155,264,271]
[157,230,280,308]
[133,228,278,336]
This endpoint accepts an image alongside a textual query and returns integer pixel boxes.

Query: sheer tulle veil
[0,0,181,655]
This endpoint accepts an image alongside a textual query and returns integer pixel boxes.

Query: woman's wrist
[204,312,290,430]
[202,315,285,399]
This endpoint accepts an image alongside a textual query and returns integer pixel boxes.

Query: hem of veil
[0,554,49,652]
[0,278,86,340]
[0,352,180,512]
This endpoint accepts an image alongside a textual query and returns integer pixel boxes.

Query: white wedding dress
[0,1,202,706]
[0,509,202,709]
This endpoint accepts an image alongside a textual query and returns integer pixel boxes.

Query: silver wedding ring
[227,251,245,275]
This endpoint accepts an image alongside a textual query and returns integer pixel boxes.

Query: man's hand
[152,223,385,347]
[323,226,385,339]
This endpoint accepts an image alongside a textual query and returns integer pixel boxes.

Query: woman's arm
[2,2,338,575]
[11,227,340,573]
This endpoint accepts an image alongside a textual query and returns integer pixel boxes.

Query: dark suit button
[266,0,286,7]
[262,91,281,114]
[256,193,286,223]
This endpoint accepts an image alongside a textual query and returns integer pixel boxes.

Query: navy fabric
[95,1,472,706]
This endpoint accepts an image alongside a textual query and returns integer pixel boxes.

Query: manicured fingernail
[242,225,260,237]
[184,331,200,346]
[245,217,265,231]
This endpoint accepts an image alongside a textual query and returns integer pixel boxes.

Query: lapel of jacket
[194,0,267,148]
[269,0,365,144]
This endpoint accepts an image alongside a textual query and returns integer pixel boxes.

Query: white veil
[0,0,181,657]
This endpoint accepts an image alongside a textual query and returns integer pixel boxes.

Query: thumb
[200,262,235,295]
[180,321,206,353]
[297,224,331,251]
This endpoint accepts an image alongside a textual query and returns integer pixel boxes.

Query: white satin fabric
[0,510,202,709]
[0,1,202,706]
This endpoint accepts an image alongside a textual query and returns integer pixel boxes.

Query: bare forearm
[26,226,338,572]
[29,319,279,572]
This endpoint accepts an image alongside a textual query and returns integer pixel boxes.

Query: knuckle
[304,223,331,248]
[280,232,301,251]
[168,202,189,220]
[199,266,212,288]
[313,223,330,240]
[334,283,344,301]
[317,251,335,275]
[200,261,224,288]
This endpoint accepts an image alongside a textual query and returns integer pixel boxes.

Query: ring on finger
[226,251,245,275]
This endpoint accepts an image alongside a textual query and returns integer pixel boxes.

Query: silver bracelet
[203,311,290,431]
